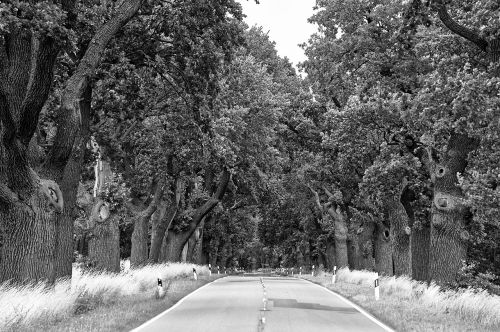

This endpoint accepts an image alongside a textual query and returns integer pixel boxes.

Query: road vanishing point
[132,276,394,332]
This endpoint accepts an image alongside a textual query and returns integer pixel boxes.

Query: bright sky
[237,0,318,71]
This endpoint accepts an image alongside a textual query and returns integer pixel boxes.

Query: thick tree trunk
[86,160,120,272]
[130,177,166,267]
[328,206,349,268]
[162,230,186,262]
[189,220,204,264]
[53,84,92,279]
[347,236,359,270]
[88,214,120,272]
[149,178,182,263]
[357,221,375,271]
[0,192,58,282]
[387,199,412,276]
[130,214,151,266]
[325,240,336,269]
[209,237,220,268]
[375,222,393,276]
[428,133,476,283]
[411,221,430,281]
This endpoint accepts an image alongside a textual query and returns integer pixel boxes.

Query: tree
[0,0,141,283]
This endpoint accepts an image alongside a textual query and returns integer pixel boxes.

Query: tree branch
[18,37,58,146]
[307,184,323,211]
[44,0,143,175]
[433,0,488,52]
[141,177,166,218]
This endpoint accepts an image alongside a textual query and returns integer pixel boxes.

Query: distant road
[132,276,394,332]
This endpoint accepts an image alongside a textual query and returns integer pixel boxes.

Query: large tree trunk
[149,177,182,263]
[327,206,349,268]
[387,199,412,276]
[357,221,375,271]
[53,84,92,279]
[375,221,393,276]
[324,240,336,269]
[0,193,59,282]
[411,221,430,281]
[130,214,152,266]
[188,218,205,263]
[130,178,166,267]
[88,214,120,272]
[162,230,186,262]
[86,160,120,272]
[428,133,476,283]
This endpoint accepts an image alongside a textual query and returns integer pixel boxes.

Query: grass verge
[0,262,219,331]
[299,268,500,332]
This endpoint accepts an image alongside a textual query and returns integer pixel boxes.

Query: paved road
[132,276,393,332]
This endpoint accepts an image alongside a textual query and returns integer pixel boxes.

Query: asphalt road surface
[132,276,394,332]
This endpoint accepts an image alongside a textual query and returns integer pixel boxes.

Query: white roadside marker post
[299,266,302,276]
[374,274,380,301]
[208,263,212,276]
[156,277,165,299]
[311,265,315,277]
[193,268,198,280]
[217,265,220,275]
[332,266,337,283]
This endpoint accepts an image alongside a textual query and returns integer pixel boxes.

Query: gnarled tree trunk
[356,221,375,271]
[130,178,165,267]
[375,221,393,276]
[86,160,120,272]
[149,177,183,263]
[428,133,476,283]
[328,206,349,268]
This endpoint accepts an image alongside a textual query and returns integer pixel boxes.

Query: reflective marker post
[193,268,198,280]
[311,265,315,277]
[156,277,165,299]
[374,274,380,301]
[299,266,302,276]
[208,263,212,276]
[332,266,337,284]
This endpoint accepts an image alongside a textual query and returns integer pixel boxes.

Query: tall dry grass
[0,261,208,330]
[332,267,500,327]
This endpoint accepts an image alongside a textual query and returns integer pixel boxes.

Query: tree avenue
[0,0,499,295]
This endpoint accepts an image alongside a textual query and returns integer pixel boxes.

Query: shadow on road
[269,298,358,313]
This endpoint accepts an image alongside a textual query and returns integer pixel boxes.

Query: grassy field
[300,268,500,332]
[0,261,218,331]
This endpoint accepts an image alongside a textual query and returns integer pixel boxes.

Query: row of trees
[0,0,498,292]
[257,0,499,289]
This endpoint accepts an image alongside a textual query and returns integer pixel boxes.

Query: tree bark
[163,230,187,262]
[375,221,393,276]
[356,221,375,271]
[149,178,182,263]
[324,240,336,269]
[86,160,120,272]
[327,206,349,268]
[411,221,430,281]
[387,198,412,276]
[53,84,92,280]
[130,178,165,267]
[428,133,477,283]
